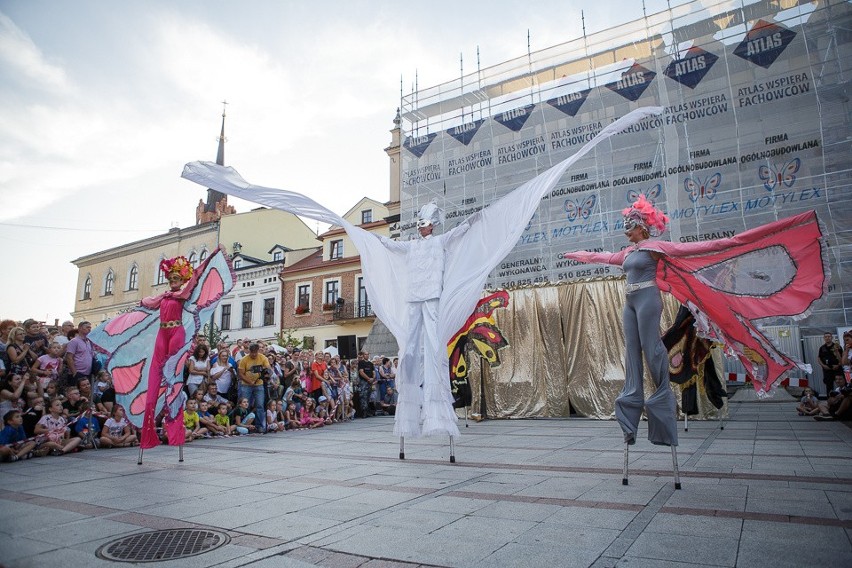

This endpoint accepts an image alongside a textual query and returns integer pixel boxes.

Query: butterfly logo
[684,173,721,202]
[758,158,800,191]
[564,194,596,222]
[627,184,663,205]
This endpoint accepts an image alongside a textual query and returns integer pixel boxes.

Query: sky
[0,0,696,324]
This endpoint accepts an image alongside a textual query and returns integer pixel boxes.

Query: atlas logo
[403,132,438,158]
[759,157,800,191]
[546,88,591,117]
[447,119,485,146]
[494,104,534,132]
[605,63,656,101]
[733,20,796,69]
[664,47,719,89]
[684,173,721,202]
[564,194,597,222]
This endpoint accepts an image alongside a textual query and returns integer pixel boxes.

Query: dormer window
[329,239,343,260]
[361,210,373,224]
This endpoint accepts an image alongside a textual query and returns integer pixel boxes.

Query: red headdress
[622,194,669,236]
[159,256,193,282]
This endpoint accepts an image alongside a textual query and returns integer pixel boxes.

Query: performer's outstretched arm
[562,249,627,267]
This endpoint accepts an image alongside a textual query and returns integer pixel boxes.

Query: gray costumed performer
[563,194,681,488]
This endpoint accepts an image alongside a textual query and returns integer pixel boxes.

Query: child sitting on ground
[265,399,286,432]
[214,403,236,436]
[797,388,820,416]
[316,396,333,425]
[35,398,82,455]
[62,386,87,420]
[284,401,300,430]
[0,410,37,461]
[233,397,256,434]
[183,399,208,441]
[299,398,324,429]
[197,400,224,436]
[100,405,137,448]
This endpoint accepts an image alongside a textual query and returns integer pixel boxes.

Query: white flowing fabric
[182,106,662,439]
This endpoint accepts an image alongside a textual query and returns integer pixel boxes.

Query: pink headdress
[622,194,669,237]
[159,256,193,282]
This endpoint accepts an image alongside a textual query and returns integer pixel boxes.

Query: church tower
[196,102,237,225]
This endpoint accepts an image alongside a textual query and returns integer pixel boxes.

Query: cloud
[0,11,70,91]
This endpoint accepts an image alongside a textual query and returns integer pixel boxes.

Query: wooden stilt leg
[399,436,405,460]
[622,442,629,486]
[464,407,469,428]
[672,446,681,490]
[449,436,456,463]
[720,417,725,431]
[137,447,143,465]
[684,413,688,432]
[179,445,184,463]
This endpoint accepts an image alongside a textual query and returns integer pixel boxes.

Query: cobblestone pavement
[1,396,850,568]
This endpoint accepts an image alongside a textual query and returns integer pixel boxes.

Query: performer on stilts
[563,197,679,487]
[564,196,830,488]
[138,256,194,450]
[89,249,235,463]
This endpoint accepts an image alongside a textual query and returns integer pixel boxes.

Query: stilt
[449,436,456,463]
[464,407,469,428]
[399,436,405,460]
[622,442,629,485]
[720,417,725,431]
[671,446,681,490]
[684,413,688,432]
[137,447,143,465]
[179,445,184,463]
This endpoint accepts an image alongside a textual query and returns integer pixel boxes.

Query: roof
[280,248,362,277]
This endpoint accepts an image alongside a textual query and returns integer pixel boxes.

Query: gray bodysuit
[619,250,678,446]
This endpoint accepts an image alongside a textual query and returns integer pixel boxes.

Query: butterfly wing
[89,308,161,428]
[782,158,800,187]
[758,165,776,191]
[705,173,721,199]
[684,177,701,202]
[564,199,578,221]
[579,194,597,220]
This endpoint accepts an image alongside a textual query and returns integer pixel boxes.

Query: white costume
[181,106,662,440]
[379,206,471,437]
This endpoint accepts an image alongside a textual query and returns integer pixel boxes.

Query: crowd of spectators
[804,330,852,421]
[0,317,399,463]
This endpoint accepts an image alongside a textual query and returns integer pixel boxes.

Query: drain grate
[96,529,230,562]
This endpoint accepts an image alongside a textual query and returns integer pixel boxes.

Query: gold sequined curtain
[466,280,725,419]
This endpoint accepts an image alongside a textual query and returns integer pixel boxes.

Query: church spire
[196,101,236,224]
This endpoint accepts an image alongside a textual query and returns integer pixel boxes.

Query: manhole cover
[96,529,230,562]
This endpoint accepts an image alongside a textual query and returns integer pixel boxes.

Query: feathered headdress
[159,256,193,282]
[622,194,668,236]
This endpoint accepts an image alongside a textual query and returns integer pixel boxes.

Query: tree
[202,321,229,347]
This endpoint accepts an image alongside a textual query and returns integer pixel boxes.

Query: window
[188,252,198,267]
[104,270,115,296]
[221,304,231,330]
[272,250,283,261]
[199,249,208,263]
[297,284,310,309]
[263,298,275,326]
[83,276,92,300]
[128,265,139,290]
[329,239,343,260]
[156,257,166,285]
[357,276,370,317]
[233,258,242,269]
[324,339,338,348]
[241,301,253,329]
[361,209,372,224]
[324,280,339,305]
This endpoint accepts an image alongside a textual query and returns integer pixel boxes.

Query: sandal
[50,449,63,456]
